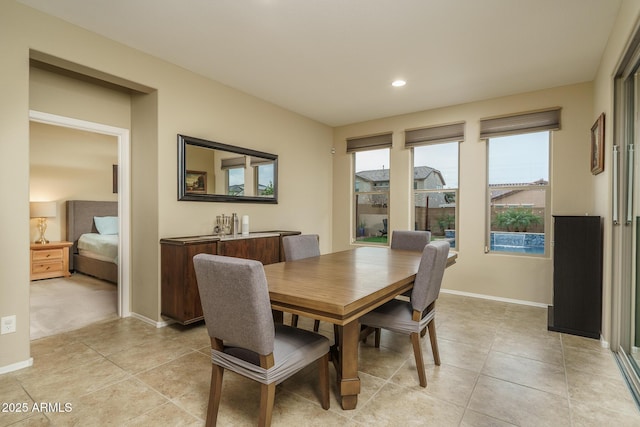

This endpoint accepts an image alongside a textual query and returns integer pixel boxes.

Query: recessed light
[392,80,406,87]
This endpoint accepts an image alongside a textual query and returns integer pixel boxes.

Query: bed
[66,200,118,283]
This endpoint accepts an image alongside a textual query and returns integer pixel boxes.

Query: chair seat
[360,299,435,335]
[212,324,330,385]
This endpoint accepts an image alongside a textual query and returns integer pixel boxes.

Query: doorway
[29,111,131,326]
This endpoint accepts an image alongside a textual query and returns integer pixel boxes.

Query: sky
[354,131,549,189]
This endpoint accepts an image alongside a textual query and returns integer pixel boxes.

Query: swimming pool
[491,244,544,254]
[490,232,545,254]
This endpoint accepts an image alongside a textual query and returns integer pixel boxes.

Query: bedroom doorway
[29,110,131,321]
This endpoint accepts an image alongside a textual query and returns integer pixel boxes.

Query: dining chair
[391,229,432,300]
[282,234,321,331]
[193,253,330,427]
[359,240,450,387]
[390,230,431,251]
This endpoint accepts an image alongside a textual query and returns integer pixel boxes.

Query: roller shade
[480,108,561,139]
[346,132,392,153]
[250,156,272,166]
[221,156,246,169]
[405,122,465,147]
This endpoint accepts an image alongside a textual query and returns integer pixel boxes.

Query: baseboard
[440,288,548,308]
[0,357,33,375]
[129,312,175,328]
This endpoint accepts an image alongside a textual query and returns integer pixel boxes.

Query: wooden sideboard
[160,231,299,324]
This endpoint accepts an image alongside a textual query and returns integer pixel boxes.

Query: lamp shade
[30,201,57,218]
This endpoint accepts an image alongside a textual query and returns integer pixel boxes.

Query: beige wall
[333,82,595,306]
[29,121,118,242]
[0,1,333,371]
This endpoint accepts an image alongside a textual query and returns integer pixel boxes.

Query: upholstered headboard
[66,200,118,270]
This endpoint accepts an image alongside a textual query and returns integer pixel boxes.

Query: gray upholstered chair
[282,234,321,331]
[390,230,431,251]
[359,240,450,387]
[193,254,330,427]
[391,230,432,300]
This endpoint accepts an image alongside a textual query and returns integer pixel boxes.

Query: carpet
[30,273,118,340]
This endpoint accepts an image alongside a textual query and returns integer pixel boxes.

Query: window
[413,142,459,248]
[347,132,392,245]
[406,122,464,248]
[254,162,275,196]
[227,167,244,196]
[353,148,390,244]
[487,131,549,254]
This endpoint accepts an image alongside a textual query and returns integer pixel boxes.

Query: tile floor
[2,293,640,426]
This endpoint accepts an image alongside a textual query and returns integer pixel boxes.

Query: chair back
[391,230,431,251]
[283,234,320,261]
[410,240,450,312]
[193,254,275,356]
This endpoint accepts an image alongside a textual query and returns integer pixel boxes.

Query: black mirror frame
[177,134,278,203]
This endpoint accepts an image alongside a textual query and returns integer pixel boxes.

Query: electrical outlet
[1,315,16,334]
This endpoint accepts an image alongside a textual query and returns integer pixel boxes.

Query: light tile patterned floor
[2,293,639,426]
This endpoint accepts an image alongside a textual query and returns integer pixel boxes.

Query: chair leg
[318,353,330,410]
[374,328,381,348]
[359,326,375,343]
[313,319,320,332]
[291,314,299,327]
[427,319,440,365]
[258,382,276,427]
[205,364,224,427]
[410,332,427,387]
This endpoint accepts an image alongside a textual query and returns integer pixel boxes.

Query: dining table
[263,245,457,410]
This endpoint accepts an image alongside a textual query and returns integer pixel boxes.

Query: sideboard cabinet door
[161,241,216,324]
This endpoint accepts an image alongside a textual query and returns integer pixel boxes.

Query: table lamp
[30,201,57,244]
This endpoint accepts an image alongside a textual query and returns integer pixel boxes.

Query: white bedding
[77,233,118,264]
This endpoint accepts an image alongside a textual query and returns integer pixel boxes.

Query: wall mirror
[178,134,278,203]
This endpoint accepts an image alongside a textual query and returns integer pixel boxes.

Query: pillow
[94,216,119,235]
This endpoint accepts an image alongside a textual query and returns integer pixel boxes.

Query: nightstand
[30,241,73,281]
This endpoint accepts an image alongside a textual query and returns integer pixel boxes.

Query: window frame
[485,131,551,256]
[352,147,391,246]
[411,140,460,248]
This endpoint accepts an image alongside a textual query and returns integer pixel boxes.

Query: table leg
[337,320,361,410]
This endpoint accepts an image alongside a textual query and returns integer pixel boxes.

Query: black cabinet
[548,215,602,339]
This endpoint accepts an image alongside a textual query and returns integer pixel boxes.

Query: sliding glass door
[613,55,640,404]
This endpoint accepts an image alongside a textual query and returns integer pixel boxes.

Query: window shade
[405,122,465,147]
[480,108,561,139]
[346,132,392,153]
[221,156,246,169]
[250,156,272,166]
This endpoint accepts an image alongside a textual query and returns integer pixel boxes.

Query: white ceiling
[19,0,622,127]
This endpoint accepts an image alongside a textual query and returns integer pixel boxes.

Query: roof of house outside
[356,166,446,186]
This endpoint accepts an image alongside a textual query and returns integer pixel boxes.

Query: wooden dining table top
[264,245,457,326]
